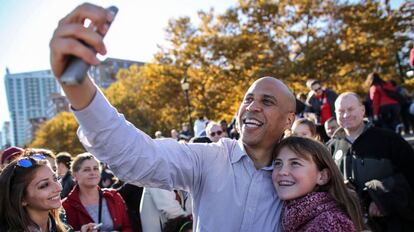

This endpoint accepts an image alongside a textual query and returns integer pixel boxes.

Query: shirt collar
[232,139,274,171]
[230,139,247,164]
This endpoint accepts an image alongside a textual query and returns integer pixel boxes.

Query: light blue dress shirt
[73,90,282,232]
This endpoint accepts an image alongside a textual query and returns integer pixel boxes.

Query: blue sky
[0,0,405,133]
[0,0,235,131]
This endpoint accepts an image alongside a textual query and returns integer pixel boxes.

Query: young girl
[291,118,320,141]
[272,136,364,231]
[0,148,97,232]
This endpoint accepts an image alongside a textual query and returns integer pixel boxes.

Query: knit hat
[1,146,24,164]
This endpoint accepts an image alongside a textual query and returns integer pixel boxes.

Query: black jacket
[60,171,75,199]
[328,125,414,190]
[305,88,337,123]
[328,125,414,231]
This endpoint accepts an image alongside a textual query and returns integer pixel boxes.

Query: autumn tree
[29,112,85,155]
[331,0,414,93]
[99,0,413,134]
[104,63,190,135]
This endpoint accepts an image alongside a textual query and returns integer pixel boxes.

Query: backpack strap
[98,190,103,224]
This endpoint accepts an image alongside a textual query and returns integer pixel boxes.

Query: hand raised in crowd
[49,3,114,110]
[49,3,113,78]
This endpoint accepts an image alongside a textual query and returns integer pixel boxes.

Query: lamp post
[181,77,193,136]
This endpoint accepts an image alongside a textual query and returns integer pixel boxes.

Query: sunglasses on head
[16,153,46,168]
[210,130,223,137]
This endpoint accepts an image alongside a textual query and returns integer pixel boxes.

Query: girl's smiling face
[272,147,326,201]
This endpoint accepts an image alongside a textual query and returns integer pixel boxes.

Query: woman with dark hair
[0,148,96,232]
[365,72,401,131]
[63,153,132,231]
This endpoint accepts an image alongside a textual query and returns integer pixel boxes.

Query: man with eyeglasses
[205,121,225,143]
[49,3,296,231]
[306,79,338,125]
[305,79,338,142]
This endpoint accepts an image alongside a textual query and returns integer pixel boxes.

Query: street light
[181,77,193,136]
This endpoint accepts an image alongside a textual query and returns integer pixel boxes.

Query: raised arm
[49,3,113,110]
[49,3,227,193]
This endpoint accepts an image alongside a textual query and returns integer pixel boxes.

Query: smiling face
[335,93,365,134]
[23,165,62,213]
[272,147,326,201]
[237,77,295,152]
[73,159,101,188]
[311,83,323,97]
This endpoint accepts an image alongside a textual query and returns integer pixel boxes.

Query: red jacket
[62,185,132,231]
[369,81,399,116]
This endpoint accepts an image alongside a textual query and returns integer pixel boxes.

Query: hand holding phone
[92,223,103,230]
[60,6,118,85]
[80,222,102,232]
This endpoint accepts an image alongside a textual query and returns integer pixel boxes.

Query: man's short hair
[335,92,362,108]
[306,79,320,89]
[155,131,162,137]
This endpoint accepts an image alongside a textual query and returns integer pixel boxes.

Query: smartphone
[92,223,103,230]
[60,6,119,85]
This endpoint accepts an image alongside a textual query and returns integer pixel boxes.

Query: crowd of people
[1,3,414,232]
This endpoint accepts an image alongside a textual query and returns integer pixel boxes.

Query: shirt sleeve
[72,90,224,193]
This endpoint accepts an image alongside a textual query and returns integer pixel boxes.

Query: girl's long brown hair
[274,136,365,231]
[0,148,66,231]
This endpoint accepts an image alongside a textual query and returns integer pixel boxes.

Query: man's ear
[361,104,366,116]
[285,112,296,129]
[317,168,330,186]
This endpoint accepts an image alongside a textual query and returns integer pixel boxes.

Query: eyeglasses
[16,153,46,168]
[210,130,223,137]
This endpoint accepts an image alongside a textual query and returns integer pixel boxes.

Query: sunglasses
[210,130,223,137]
[16,154,46,168]
[312,86,322,92]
